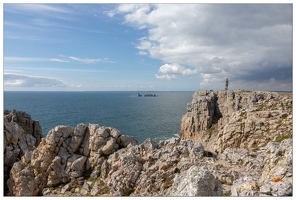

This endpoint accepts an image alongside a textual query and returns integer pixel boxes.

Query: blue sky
[3,3,293,91]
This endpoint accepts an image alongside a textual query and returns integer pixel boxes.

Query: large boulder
[168,166,223,196]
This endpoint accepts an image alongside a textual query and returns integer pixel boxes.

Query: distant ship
[137,93,142,97]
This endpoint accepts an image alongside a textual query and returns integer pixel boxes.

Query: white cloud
[4,57,47,62]
[112,4,292,90]
[15,4,71,14]
[5,4,75,21]
[155,74,177,80]
[69,56,101,64]
[50,58,69,63]
[138,51,148,55]
[4,56,114,65]
[159,63,185,75]
[4,73,69,88]
[68,56,115,64]
[157,63,198,79]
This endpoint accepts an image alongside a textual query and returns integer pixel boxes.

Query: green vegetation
[98,186,110,195]
[274,135,291,143]
[207,123,218,137]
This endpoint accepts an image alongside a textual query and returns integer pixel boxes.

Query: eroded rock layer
[179,90,292,153]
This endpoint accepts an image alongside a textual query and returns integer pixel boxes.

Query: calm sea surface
[4,91,193,143]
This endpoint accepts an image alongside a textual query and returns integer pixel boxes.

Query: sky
[2,2,293,91]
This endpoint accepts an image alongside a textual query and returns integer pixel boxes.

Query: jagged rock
[61,183,71,194]
[179,90,292,153]
[104,139,206,196]
[3,110,43,196]
[90,181,101,196]
[102,137,117,155]
[6,122,139,196]
[118,135,139,148]
[42,188,51,196]
[80,181,92,195]
[231,176,259,196]
[260,182,292,196]
[258,139,293,194]
[168,166,223,196]
[68,124,88,153]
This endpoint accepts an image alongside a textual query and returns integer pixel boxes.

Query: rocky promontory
[179,90,292,153]
[3,90,293,196]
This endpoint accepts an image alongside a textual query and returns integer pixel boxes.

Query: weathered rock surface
[179,90,292,153]
[6,121,138,196]
[3,110,43,195]
[168,166,223,196]
[5,118,292,197]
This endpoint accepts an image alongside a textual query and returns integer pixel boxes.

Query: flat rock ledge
[4,107,292,196]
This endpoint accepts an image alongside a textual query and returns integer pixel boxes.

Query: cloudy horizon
[3,3,293,91]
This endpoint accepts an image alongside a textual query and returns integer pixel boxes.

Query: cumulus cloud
[157,63,198,78]
[4,73,68,88]
[159,63,185,75]
[111,4,292,90]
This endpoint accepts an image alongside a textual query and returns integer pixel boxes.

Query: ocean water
[4,91,193,143]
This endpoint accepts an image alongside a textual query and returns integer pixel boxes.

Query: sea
[3,91,194,143]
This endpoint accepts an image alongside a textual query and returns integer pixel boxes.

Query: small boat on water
[137,93,142,97]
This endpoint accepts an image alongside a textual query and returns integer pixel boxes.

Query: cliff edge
[179,90,292,153]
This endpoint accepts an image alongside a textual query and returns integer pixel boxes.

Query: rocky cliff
[3,110,43,194]
[3,89,293,197]
[179,90,292,153]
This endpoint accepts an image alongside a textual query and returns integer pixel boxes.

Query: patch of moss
[87,176,100,182]
[99,187,110,195]
[274,135,291,143]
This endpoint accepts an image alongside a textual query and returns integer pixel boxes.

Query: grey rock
[270,182,292,196]
[169,166,223,196]
[118,135,139,148]
[61,183,71,194]
[102,137,116,155]
[80,181,91,195]
[42,188,51,196]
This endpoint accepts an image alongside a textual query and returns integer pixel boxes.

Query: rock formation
[3,110,43,195]
[179,90,292,153]
[6,122,138,196]
[3,90,293,197]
